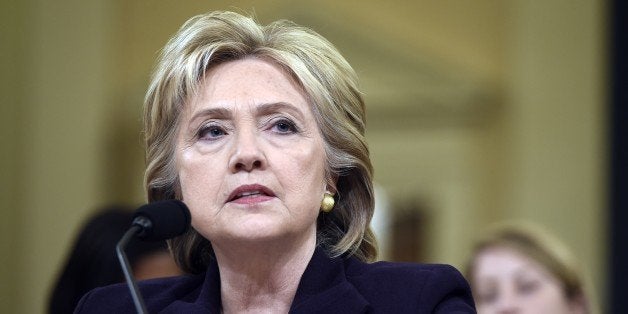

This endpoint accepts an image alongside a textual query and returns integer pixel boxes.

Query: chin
[225,218,287,240]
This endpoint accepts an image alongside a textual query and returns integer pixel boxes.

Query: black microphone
[132,200,191,241]
[116,200,191,314]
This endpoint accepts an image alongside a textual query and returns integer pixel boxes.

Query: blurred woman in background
[48,206,180,314]
[466,222,593,314]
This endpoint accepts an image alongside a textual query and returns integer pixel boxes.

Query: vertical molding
[0,1,30,312]
[507,1,607,309]
[15,0,113,312]
[610,0,627,312]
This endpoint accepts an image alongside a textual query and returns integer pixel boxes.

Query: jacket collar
[160,255,221,313]
[162,247,369,313]
[289,247,369,313]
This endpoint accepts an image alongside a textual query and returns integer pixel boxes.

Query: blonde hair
[466,222,592,312]
[143,11,377,274]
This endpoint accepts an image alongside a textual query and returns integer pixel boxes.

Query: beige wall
[504,2,607,308]
[1,0,114,312]
[1,1,24,311]
[1,1,607,312]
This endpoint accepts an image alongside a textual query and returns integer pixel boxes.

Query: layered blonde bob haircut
[143,11,377,274]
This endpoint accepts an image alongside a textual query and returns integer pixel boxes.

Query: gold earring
[321,193,335,213]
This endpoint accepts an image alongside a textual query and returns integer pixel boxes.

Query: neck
[212,234,316,313]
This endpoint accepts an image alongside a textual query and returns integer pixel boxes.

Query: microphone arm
[116,224,148,314]
[114,200,190,313]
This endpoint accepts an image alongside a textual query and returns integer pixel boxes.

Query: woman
[466,222,592,314]
[49,206,181,314]
[75,11,474,313]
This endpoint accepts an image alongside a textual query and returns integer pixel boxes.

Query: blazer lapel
[160,256,222,313]
[289,247,370,313]
[161,247,370,313]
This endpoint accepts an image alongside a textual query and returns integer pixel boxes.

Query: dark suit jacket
[75,247,475,313]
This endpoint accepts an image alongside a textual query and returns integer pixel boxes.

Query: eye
[517,279,540,296]
[270,118,298,134]
[477,290,498,305]
[198,124,227,140]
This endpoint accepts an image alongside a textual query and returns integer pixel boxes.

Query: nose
[494,294,520,314]
[495,306,518,314]
[228,129,266,172]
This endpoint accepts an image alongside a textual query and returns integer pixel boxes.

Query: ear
[325,173,339,195]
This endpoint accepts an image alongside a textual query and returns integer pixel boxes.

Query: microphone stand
[116,225,148,314]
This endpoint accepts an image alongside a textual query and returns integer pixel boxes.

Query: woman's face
[175,58,328,249]
[472,246,583,314]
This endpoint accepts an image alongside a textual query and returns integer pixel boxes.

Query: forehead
[473,246,546,279]
[188,58,309,111]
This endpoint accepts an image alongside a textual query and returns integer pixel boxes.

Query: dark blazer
[75,247,475,313]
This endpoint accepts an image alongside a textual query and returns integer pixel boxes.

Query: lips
[227,184,276,203]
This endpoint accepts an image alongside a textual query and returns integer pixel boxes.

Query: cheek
[177,149,225,217]
[178,150,204,197]
[281,145,326,192]
[273,144,327,216]
[531,285,572,311]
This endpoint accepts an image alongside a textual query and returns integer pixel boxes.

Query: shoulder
[344,259,476,313]
[74,274,204,314]
[344,259,468,293]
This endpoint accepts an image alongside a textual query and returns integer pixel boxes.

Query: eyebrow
[513,267,546,279]
[255,102,306,121]
[188,101,306,125]
[189,107,232,124]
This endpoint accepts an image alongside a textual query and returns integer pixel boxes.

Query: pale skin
[472,246,586,314]
[176,58,332,313]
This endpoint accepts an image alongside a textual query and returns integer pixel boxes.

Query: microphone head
[132,200,191,241]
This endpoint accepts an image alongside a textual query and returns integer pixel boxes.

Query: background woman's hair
[48,206,170,314]
[465,221,592,312]
[143,11,377,274]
